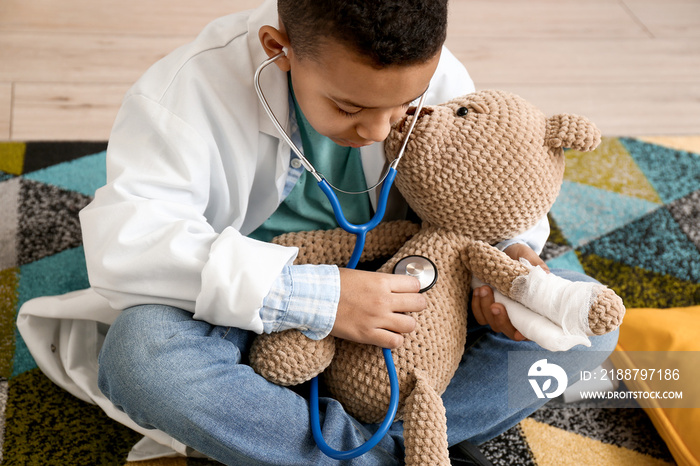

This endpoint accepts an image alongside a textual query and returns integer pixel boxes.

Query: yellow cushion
[611,306,700,466]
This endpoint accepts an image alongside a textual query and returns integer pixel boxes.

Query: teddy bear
[248,89,625,465]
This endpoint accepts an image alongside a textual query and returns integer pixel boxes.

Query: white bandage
[471,276,591,351]
[510,260,602,338]
[473,260,607,351]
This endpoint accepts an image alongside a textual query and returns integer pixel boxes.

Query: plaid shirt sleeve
[260,264,340,340]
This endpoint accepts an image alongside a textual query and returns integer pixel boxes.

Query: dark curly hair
[277,0,448,67]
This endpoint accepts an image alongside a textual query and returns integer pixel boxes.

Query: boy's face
[288,41,440,148]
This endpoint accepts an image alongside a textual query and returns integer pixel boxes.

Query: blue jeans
[98,269,618,465]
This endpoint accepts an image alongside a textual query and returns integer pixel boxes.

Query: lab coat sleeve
[80,94,297,331]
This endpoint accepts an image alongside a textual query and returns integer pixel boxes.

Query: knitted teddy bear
[249,90,625,465]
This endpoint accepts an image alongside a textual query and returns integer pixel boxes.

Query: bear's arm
[272,220,420,266]
[461,238,531,298]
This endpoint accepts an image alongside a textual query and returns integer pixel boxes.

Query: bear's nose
[405,106,434,118]
[395,106,433,134]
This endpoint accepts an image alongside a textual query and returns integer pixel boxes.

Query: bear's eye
[456,107,469,117]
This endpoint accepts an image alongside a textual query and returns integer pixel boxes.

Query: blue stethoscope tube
[310,352,399,460]
[309,169,400,459]
[317,168,395,268]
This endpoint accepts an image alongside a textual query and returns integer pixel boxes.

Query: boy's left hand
[471,243,549,342]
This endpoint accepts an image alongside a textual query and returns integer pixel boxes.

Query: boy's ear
[259,25,292,72]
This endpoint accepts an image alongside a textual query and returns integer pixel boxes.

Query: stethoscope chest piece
[393,255,438,293]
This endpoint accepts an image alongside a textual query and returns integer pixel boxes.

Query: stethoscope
[254,51,438,460]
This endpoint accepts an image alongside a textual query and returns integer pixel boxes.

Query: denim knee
[591,327,619,353]
[97,305,189,427]
[585,327,619,366]
[98,307,146,409]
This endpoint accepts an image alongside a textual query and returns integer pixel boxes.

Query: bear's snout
[394,106,434,135]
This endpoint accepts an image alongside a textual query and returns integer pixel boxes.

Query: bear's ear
[545,114,601,152]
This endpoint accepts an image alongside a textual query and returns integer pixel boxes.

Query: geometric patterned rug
[1,138,698,465]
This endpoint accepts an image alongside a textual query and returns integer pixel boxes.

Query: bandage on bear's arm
[272,220,420,266]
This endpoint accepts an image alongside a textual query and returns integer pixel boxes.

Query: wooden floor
[1,0,699,141]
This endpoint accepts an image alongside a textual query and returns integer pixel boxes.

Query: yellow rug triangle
[520,417,672,466]
[0,268,20,379]
[124,458,187,466]
[0,142,26,176]
[564,137,661,204]
[637,136,700,154]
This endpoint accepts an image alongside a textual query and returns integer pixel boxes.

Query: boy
[68,0,617,464]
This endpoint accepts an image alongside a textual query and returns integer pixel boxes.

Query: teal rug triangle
[579,208,700,283]
[549,180,660,248]
[14,246,90,377]
[620,137,700,204]
[24,150,106,197]
[545,249,585,273]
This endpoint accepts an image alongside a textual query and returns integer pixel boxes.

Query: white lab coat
[17,0,544,460]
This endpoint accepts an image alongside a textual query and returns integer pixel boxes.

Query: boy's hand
[471,243,549,342]
[502,243,550,272]
[331,268,427,349]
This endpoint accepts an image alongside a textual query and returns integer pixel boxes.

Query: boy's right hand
[330,268,427,349]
